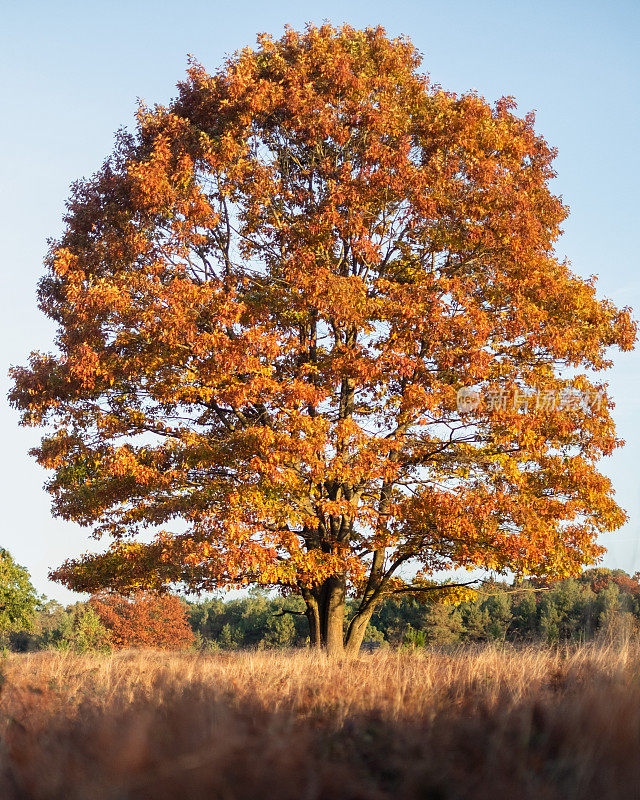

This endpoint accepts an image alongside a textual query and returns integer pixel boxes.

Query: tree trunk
[319,575,346,656]
[301,587,321,649]
[302,576,379,657]
[344,605,376,656]
[302,576,346,655]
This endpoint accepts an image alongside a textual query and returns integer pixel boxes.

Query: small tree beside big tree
[90,592,194,649]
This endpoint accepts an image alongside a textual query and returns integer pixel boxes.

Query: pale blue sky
[1,0,638,602]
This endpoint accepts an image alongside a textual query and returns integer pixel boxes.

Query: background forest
[7,565,640,653]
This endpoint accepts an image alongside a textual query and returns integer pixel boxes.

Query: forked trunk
[303,577,377,657]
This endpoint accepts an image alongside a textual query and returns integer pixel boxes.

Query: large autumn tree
[10,25,635,655]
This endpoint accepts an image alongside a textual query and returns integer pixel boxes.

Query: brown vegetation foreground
[1,644,639,799]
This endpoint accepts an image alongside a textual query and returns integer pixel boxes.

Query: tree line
[187,569,640,649]
[4,547,640,651]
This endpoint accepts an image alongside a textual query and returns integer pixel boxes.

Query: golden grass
[2,643,640,798]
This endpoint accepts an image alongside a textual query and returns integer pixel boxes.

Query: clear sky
[1,0,638,602]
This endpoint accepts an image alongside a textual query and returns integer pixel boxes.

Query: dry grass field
[1,644,639,799]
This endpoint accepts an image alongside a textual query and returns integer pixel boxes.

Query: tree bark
[302,575,381,657]
[319,574,346,656]
[344,605,376,656]
[301,587,321,649]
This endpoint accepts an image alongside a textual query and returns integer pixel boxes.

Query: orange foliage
[589,571,640,596]
[90,592,195,649]
[9,24,635,651]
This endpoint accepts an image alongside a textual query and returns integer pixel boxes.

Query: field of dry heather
[1,644,639,799]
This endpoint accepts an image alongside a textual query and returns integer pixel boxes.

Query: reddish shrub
[90,592,195,649]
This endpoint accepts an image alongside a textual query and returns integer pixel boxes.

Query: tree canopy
[0,548,39,636]
[10,24,635,654]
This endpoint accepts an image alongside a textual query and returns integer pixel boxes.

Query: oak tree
[10,25,635,655]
